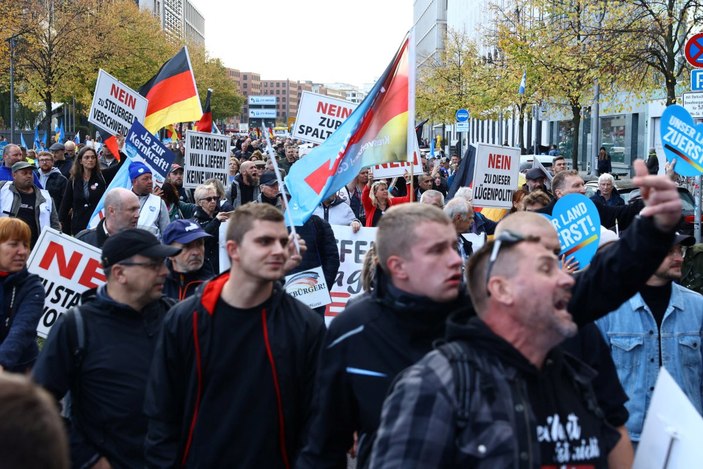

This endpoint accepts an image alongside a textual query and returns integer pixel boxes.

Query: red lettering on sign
[78,258,106,289]
[488,153,511,170]
[38,241,82,279]
[37,241,105,289]
[316,101,353,118]
[110,84,137,110]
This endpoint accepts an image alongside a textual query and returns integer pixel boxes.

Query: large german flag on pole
[139,47,202,134]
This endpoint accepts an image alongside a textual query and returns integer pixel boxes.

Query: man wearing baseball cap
[258,171,283,210]
[597,232,703,447]
[162,219,214,301]
[130,161,170,239]
[0,161,59,247]
[166,163,191,203]
[34,229,181,469]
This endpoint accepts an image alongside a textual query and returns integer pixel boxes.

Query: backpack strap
[437,341,473,429]
[64,306,86,373]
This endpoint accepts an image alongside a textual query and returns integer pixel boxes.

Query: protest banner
[27,228,105,338]
[660,104,703,176]
[124,119,175,183]
[183,129,230,189]
[470,143,521,209]
[633,368,703,468]
[284,266,331,309]
[372,139,423,178]
[292,91,357,144]
[549,194,601,269]
[324,225,376,325]
[88,69,148,137]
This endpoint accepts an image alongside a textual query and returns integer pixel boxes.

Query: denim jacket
[596,283,703,441]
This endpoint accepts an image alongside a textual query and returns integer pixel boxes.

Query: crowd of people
[0,131,700,469]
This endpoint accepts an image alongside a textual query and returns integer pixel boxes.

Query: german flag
[139,47,202,134]
[195,89,213,133]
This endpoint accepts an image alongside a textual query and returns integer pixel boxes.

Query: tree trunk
[666,72,677,106]
[570,105,581,171]
[44,95,53,142]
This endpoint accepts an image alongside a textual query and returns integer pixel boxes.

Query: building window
[243,83,247,89]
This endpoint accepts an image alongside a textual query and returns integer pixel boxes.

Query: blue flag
[34,128,40,150]
[20,133,27,149]
[41,131,47,148]
[518,71,526,95]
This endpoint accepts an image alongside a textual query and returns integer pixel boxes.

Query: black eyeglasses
[199,196,218,202]
[118,258,165,271]
[485,231,540,296]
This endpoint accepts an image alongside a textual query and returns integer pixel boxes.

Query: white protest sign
[471,143,521,209]
[88,69,148,137]
[633,368,703,468]
[27,228,105,338]
[325,225,376,326]
[284,266,331,309]
[292,91,357,144]
[183,130,231,189]
[372,140,424,178]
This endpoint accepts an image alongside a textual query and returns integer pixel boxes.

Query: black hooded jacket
[297,268,468,468]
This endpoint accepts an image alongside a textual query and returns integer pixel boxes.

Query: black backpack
[681,243,703,295]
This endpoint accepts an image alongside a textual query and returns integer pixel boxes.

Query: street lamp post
[6,33,23,144]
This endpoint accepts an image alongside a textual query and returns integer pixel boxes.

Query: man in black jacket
[33,229,181,469]
[298,161,682,468]
[144,203,325,468]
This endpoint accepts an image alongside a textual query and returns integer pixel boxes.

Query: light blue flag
[74,131,80,144]
[20,133,27,149]
[518,71,526,95]
[33,128,40,150]
[430,139,435,158]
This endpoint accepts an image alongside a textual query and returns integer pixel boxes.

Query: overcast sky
[193,0,413,87]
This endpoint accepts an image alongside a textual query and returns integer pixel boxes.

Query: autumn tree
[610,0,703,106]
[416,31,478,124]
[494,0,640,168]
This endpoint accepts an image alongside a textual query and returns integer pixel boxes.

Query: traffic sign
[456,121,469,132]
[455,109,470,122]
[683,92,703,118]
[692,70,703,91]
[685,33,703,68]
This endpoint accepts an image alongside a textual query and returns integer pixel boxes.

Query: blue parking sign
[692,70,703,91]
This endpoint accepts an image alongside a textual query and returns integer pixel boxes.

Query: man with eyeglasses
[162,219,214,301]
[34,229,181,469]
[36,151,67,209]
[370,160,682,467]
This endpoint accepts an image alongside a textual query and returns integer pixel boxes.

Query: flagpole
[408,27,416,201]
[261,125,300,253]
